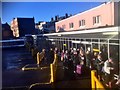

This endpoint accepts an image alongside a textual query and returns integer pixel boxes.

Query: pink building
[55,2,120,32]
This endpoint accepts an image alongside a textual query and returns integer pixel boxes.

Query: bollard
[50,64,54,83]
[50,53,59,83]
[37,52,40,65]
[91,70,96,89]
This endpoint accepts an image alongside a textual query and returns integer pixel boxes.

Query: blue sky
[2,2,102,24]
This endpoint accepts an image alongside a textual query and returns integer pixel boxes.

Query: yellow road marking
[22,65,49,71]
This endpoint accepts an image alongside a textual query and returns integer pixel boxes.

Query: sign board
[63,44,67,46]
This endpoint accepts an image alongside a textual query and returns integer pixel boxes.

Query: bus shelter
[44,26,120,75]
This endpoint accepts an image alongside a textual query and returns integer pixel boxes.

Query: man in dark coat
[49,48,54,63]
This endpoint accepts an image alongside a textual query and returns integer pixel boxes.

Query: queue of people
[59,47,117,88]
[39,47,118,89]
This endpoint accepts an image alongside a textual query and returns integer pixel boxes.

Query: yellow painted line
[41,66,49,69]
[22,67,40,71]
[91,70,105,89]
[29,82,51,89]
[22,65,49,71]
[22,64,30,70]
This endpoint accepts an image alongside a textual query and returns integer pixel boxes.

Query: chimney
[65,13,68,18]
[51,17,54,22]
[70,14,72,17]
[55,15,59,21]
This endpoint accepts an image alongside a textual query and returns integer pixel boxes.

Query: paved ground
[2,47,91,89]
[2,47,51,89]
[55,62,91,88]
[30,61,91,89]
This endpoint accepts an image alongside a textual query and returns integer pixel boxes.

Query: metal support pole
[84,39,87,52]
[71,39,74,48]
[65,38,66,50]
[108,39,110,59]
[71,38,73,48]
[91,39,93,52]
[70,38,71,48]
[75,38,77,49]
[57,38,59,48]
[57,38,58,46]
[60,38,62,50]
[68,38,69,50]
[119,39,120,75]
[98,39,101,53]
[62,39,65,50]
[58,38,60,49]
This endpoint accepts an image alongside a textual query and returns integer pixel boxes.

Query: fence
[91,70,105,90]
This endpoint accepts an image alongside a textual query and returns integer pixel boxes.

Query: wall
[2,23,13,40]
[118,2,120,26]
[18,18,35,37]
[114,2,120,26]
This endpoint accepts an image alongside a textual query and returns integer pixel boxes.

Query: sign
[63,44,67,46]
[93,49,100,52]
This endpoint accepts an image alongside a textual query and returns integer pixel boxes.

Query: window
[97,16,100,23]
[79,20,85,26]
[62,24,66,29]
[69,23,74,28]
[57,26,60,30]
[93,15,101,25]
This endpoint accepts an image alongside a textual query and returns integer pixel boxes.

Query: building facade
[35,21,46,30]
[42,22,55,33]
[2,23,13,40]
[35,14,71,34]
[11,17,35,37]
[55,2,120,32]
[35,21,55,34]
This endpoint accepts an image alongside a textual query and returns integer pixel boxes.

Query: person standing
[103,58,115,88]
[61,50,65,62]
[49,48,54,63]
[86,50,92,68]
[95,54,104,80]
[79,49,86,66]
[91,52,98,70]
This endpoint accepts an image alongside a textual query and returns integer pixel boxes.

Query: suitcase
[76,65,82,75]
